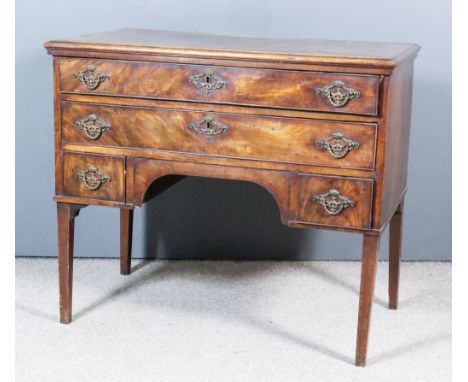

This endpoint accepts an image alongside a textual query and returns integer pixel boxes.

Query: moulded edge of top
[43,38,420,70]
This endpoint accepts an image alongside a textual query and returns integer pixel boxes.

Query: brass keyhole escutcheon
[188,114,229,137]
[188,70,228,94]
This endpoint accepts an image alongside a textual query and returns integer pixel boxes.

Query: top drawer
[58,59,380,116]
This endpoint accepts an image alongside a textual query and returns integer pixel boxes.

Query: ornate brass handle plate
[316,132,360,159]
[312,189,355,215]
[75,166,111,190]
[188,114,228,137]
[75,114,112,140]
[74,65,110,90]
[316,80,360,107]
[188,70,228,94]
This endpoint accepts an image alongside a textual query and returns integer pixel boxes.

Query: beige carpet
[15,259,451,382]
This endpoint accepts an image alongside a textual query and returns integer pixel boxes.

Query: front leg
[120,208,134,275]
[355,233,381,366]
[57,202,85,324]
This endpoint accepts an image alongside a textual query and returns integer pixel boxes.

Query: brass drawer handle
[312,189,355,215]
[188,114,228,137]
[75,114,111,140]
[189,70,228,94]
[316,80,360,107]
[316,132,360,159]
[74,65,110,90]
[75,166,111,190]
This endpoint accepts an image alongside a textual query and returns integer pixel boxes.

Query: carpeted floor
[16,259,451,382]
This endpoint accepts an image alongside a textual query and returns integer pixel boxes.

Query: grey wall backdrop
[16,0,451,260]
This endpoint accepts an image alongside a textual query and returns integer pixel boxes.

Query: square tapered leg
[389,201,404,309]
[120,209,134,275]
[57,203,85,324]
[355,233,381,366]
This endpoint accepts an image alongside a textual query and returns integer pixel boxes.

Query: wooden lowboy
[45,29,419,366]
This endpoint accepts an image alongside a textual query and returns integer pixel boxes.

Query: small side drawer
[62,152,125,202]
[296,174,373,229]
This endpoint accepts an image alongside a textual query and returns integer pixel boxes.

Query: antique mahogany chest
[44,29,419,366]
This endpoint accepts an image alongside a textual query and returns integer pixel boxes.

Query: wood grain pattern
[59,58,380,115]
[296,174,374,229]
[62,152,126,202]
[61,102,377,170]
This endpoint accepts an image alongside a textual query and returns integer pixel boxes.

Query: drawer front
[296,174,373,229]
[62,102,377,170]
[62,152,125,202]
[59,59,380,115]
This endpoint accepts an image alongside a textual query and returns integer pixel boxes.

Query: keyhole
[206,121,211,129]
[206,75,211,84]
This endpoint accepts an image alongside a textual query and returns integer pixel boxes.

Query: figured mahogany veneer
[59,58,380,115]
[45,28,419,367]
[61,102,377,170]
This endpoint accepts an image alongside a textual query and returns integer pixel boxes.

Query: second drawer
[61,102,377,170]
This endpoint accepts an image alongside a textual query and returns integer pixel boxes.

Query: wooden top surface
[45,28,420,68]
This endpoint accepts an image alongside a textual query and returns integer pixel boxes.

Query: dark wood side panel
[61,102,378,170]
[379,60,415,225]
[58,58,380,115]
[53,58,63,195]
